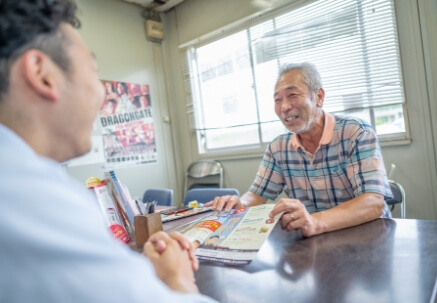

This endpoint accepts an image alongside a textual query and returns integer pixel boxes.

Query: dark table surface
[192,218,437,303]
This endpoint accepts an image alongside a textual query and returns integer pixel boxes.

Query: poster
[100,80,157,169]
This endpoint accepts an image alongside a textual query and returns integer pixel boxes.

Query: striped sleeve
[249,140,285,200]
[343,121,393,200]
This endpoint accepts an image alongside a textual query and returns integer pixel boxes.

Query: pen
[166,208,191,215]
[136,199,146,215]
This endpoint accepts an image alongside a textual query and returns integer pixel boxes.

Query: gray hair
[277,62,323,94]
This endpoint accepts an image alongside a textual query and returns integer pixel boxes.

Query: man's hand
[269,198,321,237]
[204,191,267,212]
[146,232,199,271]
[204,195,244,212]
[143,231,199,293]
[270,193,384,237]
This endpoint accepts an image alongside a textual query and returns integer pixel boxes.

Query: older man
[208,62,392,237]
[0,0,215,302]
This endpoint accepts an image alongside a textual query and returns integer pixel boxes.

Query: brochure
[86,177,130,243]
[177,204,281,265]
[105,170,139,225]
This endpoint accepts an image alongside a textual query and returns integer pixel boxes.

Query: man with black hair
[0,1,215,302]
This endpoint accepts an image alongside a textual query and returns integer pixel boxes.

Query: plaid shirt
[249,112,393,217]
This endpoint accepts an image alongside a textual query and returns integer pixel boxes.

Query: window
[182,0,408,154]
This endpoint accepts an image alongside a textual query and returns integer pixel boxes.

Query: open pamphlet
[177,204,281,265]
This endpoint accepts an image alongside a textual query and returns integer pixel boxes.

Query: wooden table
[193,218,437,303]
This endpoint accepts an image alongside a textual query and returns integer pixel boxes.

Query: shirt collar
[0,123,37,157]
[291,111,336,150]
[0,123,64,168]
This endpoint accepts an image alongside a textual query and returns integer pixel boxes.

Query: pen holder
[134,212,163,249]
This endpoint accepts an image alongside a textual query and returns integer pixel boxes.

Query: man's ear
[315,88,325,107]
[20,50,61,102]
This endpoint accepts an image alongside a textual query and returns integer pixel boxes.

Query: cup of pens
[133,200,163,248]
[136,199,157,215]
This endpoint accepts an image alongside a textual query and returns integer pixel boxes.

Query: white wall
[67,0,180,201]
[419,0,437,175]
[67,0,437,218]
[163,0,437,219]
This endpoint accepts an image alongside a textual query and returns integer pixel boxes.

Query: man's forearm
[311,192,384,235]
[240,191,267,207]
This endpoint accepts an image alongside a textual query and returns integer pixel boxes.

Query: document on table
[177,204,281,265]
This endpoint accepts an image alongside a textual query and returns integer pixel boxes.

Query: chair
[385,180,406,218]
[184,188,240,205]
[142,188,173,207]
[184,160,223,194]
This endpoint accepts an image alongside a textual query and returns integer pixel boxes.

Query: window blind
[181,0,405,151]
[253,0,404,113]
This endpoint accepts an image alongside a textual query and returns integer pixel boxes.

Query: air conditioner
[121,0,184,12]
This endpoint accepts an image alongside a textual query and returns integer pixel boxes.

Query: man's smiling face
[274,69,321,134]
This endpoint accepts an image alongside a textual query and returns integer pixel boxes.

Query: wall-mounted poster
[100,80,157,169]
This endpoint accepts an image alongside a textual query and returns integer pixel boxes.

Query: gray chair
[142,188,173,207]
[184,160,223,195]
[184,188,240,205]
[385,180,406,218]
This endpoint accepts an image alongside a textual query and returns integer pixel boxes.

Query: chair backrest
[184,160,223,194]
[385,180,406,218]
[142,188,173,207]
[184,188,240,205]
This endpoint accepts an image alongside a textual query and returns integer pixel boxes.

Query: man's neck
[0,105,63,162]
[297,110,325,154]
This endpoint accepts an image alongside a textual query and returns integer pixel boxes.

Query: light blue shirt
[0,124,215,303]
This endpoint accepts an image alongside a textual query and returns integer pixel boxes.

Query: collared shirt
[249,112,393,217]
[0,124,216,303]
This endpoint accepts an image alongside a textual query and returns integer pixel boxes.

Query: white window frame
[180,0,411,158]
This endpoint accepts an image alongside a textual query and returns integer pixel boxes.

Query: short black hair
[0,0,80,98]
